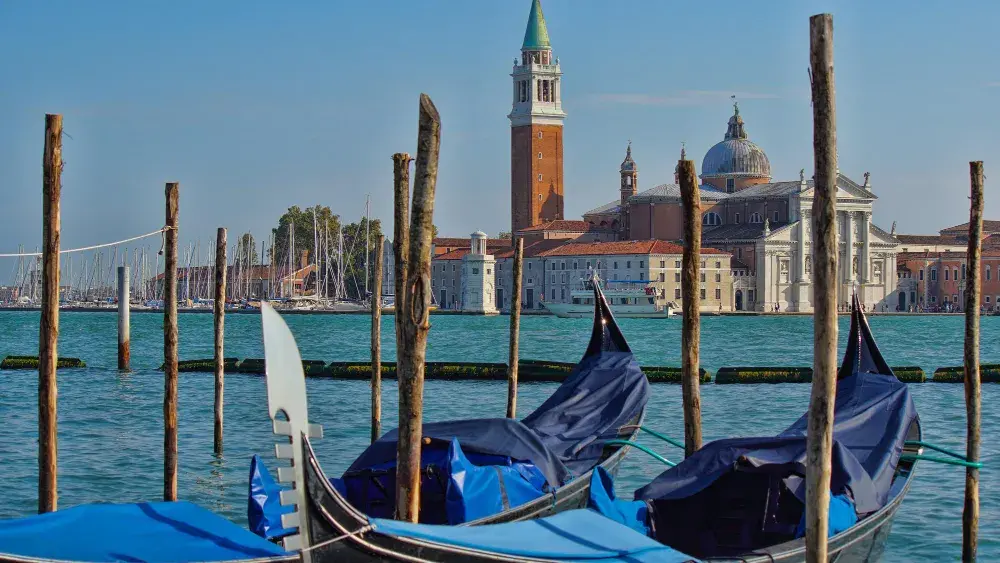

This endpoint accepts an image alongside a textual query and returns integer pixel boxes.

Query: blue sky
[1,0,998,255]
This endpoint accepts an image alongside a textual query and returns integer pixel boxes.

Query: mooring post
[963,161,984,562]
[39,113,62,513]
[393,151,412,362]
[163,182,180,501]
[506,238,524,418]
[214,227,227,455]
[678,158,703,457]
[395,94,440,523]
[371,234,385,443]
[117,266,130,370]
[806,13,838,562]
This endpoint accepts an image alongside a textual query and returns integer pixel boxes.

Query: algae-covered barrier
[0,355,86,369]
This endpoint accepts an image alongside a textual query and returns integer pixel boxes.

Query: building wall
[702,176,770,192]
[511,124,564,232]
[628,203,684,241]
[896,255,1000,311]
[431,259,463,309]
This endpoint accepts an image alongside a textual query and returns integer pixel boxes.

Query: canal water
[0,311,995,561]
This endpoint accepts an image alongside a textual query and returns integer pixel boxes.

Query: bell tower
[619,142,638,239]
[509,0,566,234]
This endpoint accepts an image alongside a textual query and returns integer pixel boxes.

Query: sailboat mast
[364,195,370,296]
[313,206,320,301]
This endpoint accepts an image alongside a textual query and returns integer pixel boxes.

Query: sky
[1,0,998,257]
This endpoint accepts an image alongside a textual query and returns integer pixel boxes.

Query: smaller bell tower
[619,141,638,239]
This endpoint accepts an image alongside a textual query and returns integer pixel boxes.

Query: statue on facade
[800,168,805,183]
[763,218,771,236]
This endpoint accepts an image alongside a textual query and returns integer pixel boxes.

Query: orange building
[509,0,565,233]
[896,250,1000,312]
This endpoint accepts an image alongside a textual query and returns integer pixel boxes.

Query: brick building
[896,250,1000,312]
[509,0,565,233]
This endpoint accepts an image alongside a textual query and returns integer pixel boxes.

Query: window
[640,261,645,268]
[701,260,706,268]
[538,174,543,181]
[660,260,666,268]
[961,265,966,280]
[452,264,456,272]
[945,269,950,281]
[715,261,721,268]
[715,288,721,300]
[561,261,565,270]
[675,272,681,282]
[702,212,722,226]
[675,260,681,268]
[586,261,592,269]
[527,262,532,270]
[573,261,578,269]
[551,289,556,300]
[675,288,681,299]
[700,289,706,299]
[931,296,937,303]
[487,268,491,275]
[726,178,735,193]
[639,272,644,280]
[551,262,556,270]
[700,272,706,282]
[715,273,721,282]
[538,152,543,159]
[613,261,618,269]
[659,273,665,282]
[773,211,779,222]
[538,131,543,139]
[987,296,992,304]
[735,212,741,224]
[931,269,937,281]
[560,288,565,300]
[987,266,992,281]
[919,270,924,281]
[550,274,555,283]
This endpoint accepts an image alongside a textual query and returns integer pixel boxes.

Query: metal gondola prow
[261,302,324,557]
[584,271,631,357]
[838,291,893,379]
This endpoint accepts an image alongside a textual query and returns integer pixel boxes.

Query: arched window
[702,212,722,226]
[749,212,763,224]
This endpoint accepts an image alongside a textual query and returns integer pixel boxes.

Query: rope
[604,439,676,467]
[621,425,685,450]
[300,524,374,552]
[0,228,169,258]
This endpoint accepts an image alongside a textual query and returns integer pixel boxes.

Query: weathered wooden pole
[806,13,838,562]
[678,157,702,458]
[371,234,385,443]
[38,113,62,513]
[963,161,984,562]
[117,266,131,370]
[392,152,412,370]
[506,238,524,419]
[163,182,180,501]
[213,227,227,455]
[395,94,440,523]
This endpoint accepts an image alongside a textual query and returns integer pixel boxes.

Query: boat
[542,276,674,318]
[249,278,650,538]
[629,292,921,562]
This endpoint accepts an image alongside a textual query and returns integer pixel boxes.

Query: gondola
[273,293,920,562]
[249,275,651,542]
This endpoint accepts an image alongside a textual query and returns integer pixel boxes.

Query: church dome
[701,104,771,180]
[620,141,637,172]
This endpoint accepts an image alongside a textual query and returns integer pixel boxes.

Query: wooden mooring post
[806,13,838,562]
[395,94,440,523]
[678,156,702,458]
[117,266,131,370]
[506,237,524,419]
[39,113,62,513]
[371,234,385,443]
[962,161,984,562]
[214,227,227,455]
[163,182,180,501]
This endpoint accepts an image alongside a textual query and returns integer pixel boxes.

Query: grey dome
[701,138,771,178]
[700,103,771,179]
[620,142,637,172]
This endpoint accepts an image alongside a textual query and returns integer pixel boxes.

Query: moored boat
[542,276,674,318]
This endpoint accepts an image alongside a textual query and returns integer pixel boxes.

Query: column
[797,214,808,282]
[843,211,854,284]
[862,211,872,284]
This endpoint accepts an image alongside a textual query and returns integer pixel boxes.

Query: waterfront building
[582,104,900,312]
[509,0,566,233]
[459,232,499,314]
[896,250,1000,312]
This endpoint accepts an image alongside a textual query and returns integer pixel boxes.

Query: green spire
[522,0,551,50]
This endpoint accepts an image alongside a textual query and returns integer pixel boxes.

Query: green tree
[340,216,383,299]
[497,231,512,240]
[272,205,341,271]
[235,233,258,265]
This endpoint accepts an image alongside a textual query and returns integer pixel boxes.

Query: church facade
[583,105,901,312]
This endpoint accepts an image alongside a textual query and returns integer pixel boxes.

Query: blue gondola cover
[248,454,296,539]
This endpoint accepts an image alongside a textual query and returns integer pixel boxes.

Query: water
[0,311,996,561]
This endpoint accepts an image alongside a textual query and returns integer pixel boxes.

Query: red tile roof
[896,234,965,246]
[494,239,567,259]
[536,239,728,257]
[434,248,471,261]
[940,220,1000,234]
[518,220,613,233]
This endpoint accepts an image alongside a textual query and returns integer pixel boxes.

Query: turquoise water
[0,311,996,561]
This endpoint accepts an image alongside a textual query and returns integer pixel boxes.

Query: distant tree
[497,231,512,240]
[432,224,440,238]
[273,206,341,270]
[340,217,383,299]
[235,233,258,265]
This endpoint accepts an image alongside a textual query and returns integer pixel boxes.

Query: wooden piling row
[117,266,130,370]
[506,238,523,419]
[214,227,227,455]
[806,13,838,562]
[371,235,385,443]
[38,114,62,514]
[163,182,180,501]
[395,94,440,523]
[678,158,702,458]
[963,161,984,562]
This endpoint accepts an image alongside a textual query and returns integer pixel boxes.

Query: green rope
[605,439,676,467]
[904,440,969,461]
[900,454,982,469]
[623,426,685,450]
